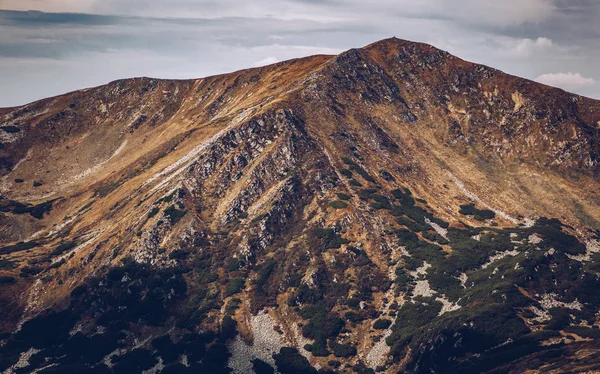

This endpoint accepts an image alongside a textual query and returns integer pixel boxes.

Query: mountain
[1,37,600,374]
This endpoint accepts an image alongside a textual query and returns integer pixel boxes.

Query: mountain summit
[1,38,600,373]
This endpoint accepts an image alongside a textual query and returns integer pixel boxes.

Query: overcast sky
[0,0,599,107]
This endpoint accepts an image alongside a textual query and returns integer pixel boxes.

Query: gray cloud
[0,0,599,107]
[0,0,559,24]
[536,72,596,91]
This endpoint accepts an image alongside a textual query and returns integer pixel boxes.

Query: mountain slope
[1,38,600,374]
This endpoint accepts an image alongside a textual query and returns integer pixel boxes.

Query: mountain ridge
[1,37,600,374]
[5,37,600,110]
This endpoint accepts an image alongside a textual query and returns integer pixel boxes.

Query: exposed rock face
[1,38,600,373]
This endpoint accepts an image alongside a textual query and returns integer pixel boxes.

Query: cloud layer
[0,0,598,106]
[536,72,596,91]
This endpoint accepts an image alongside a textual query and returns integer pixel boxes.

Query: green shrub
[391,188,416,206]
[380,170,395,181]
[421,231,438,242]
[370,198,392,210]
[395,229,419,247]
[394,268,411,290]
[330,341,357,357]
[0,276,16,284]
[459,203,496,221]
[421,230,449,245]
[0,259,16,270]
[395,216,427,232]
[111,348,157,372]
[521,309,535,319]
[51,241,77,256]
[342,158,376,183]
[346,297,361,309]
[336,193,351,201]
[20,265,43,276]
[0,241,39,255]
[386,301,442,353]
[151,335,181,364]
[475,210,495,221]
[48,259,65,269]
[273,347,317,374]
[373,318,392,330]
[227,257,241,272]
[8,200,53,219]
[353,167,376,183]
[340,169,353,178]
[357,188,378,201]
[353,361,375,374]
[544,308,570,331]
[221,315,238,341]
[349,180,363,187]
[314,228,349,249]
[255,259,276,293]
[304,342,328,356]
[402,205,431,223]
[30,201,52,219]
[429,217,450,229]
[14,178,24,183]
[329,200,349,209]
[342,157,356,166]
[459,203,476,215]
[344,311,365,323]
[300,303,345,357]
[11,203,31,214]
[169,249,190,260]
[404,257,424,271]
[428,272,462,301]
[161,192,175,203]
[532,223,586,255]
[0,126,20,133]
[371,194,389,203]
[164,205,187,225]
[148,207,160,218]
[226,278,245,296]
[404,238,442,268]
[252,358,275,374]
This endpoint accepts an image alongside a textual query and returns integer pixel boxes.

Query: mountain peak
[362,37,455,62]
[364,36,437,50]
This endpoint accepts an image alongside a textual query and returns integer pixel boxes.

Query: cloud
[0,1,599,106]
[514,37,552,53]
[254,56,278,67]
[535,72,596,91]
[456,36,557,63]
[0,0,96,13]
[498,37,554,58]
[0,0,557,25]
[437,0,555,26]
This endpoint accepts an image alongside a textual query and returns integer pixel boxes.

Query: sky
[0,0,599,107]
